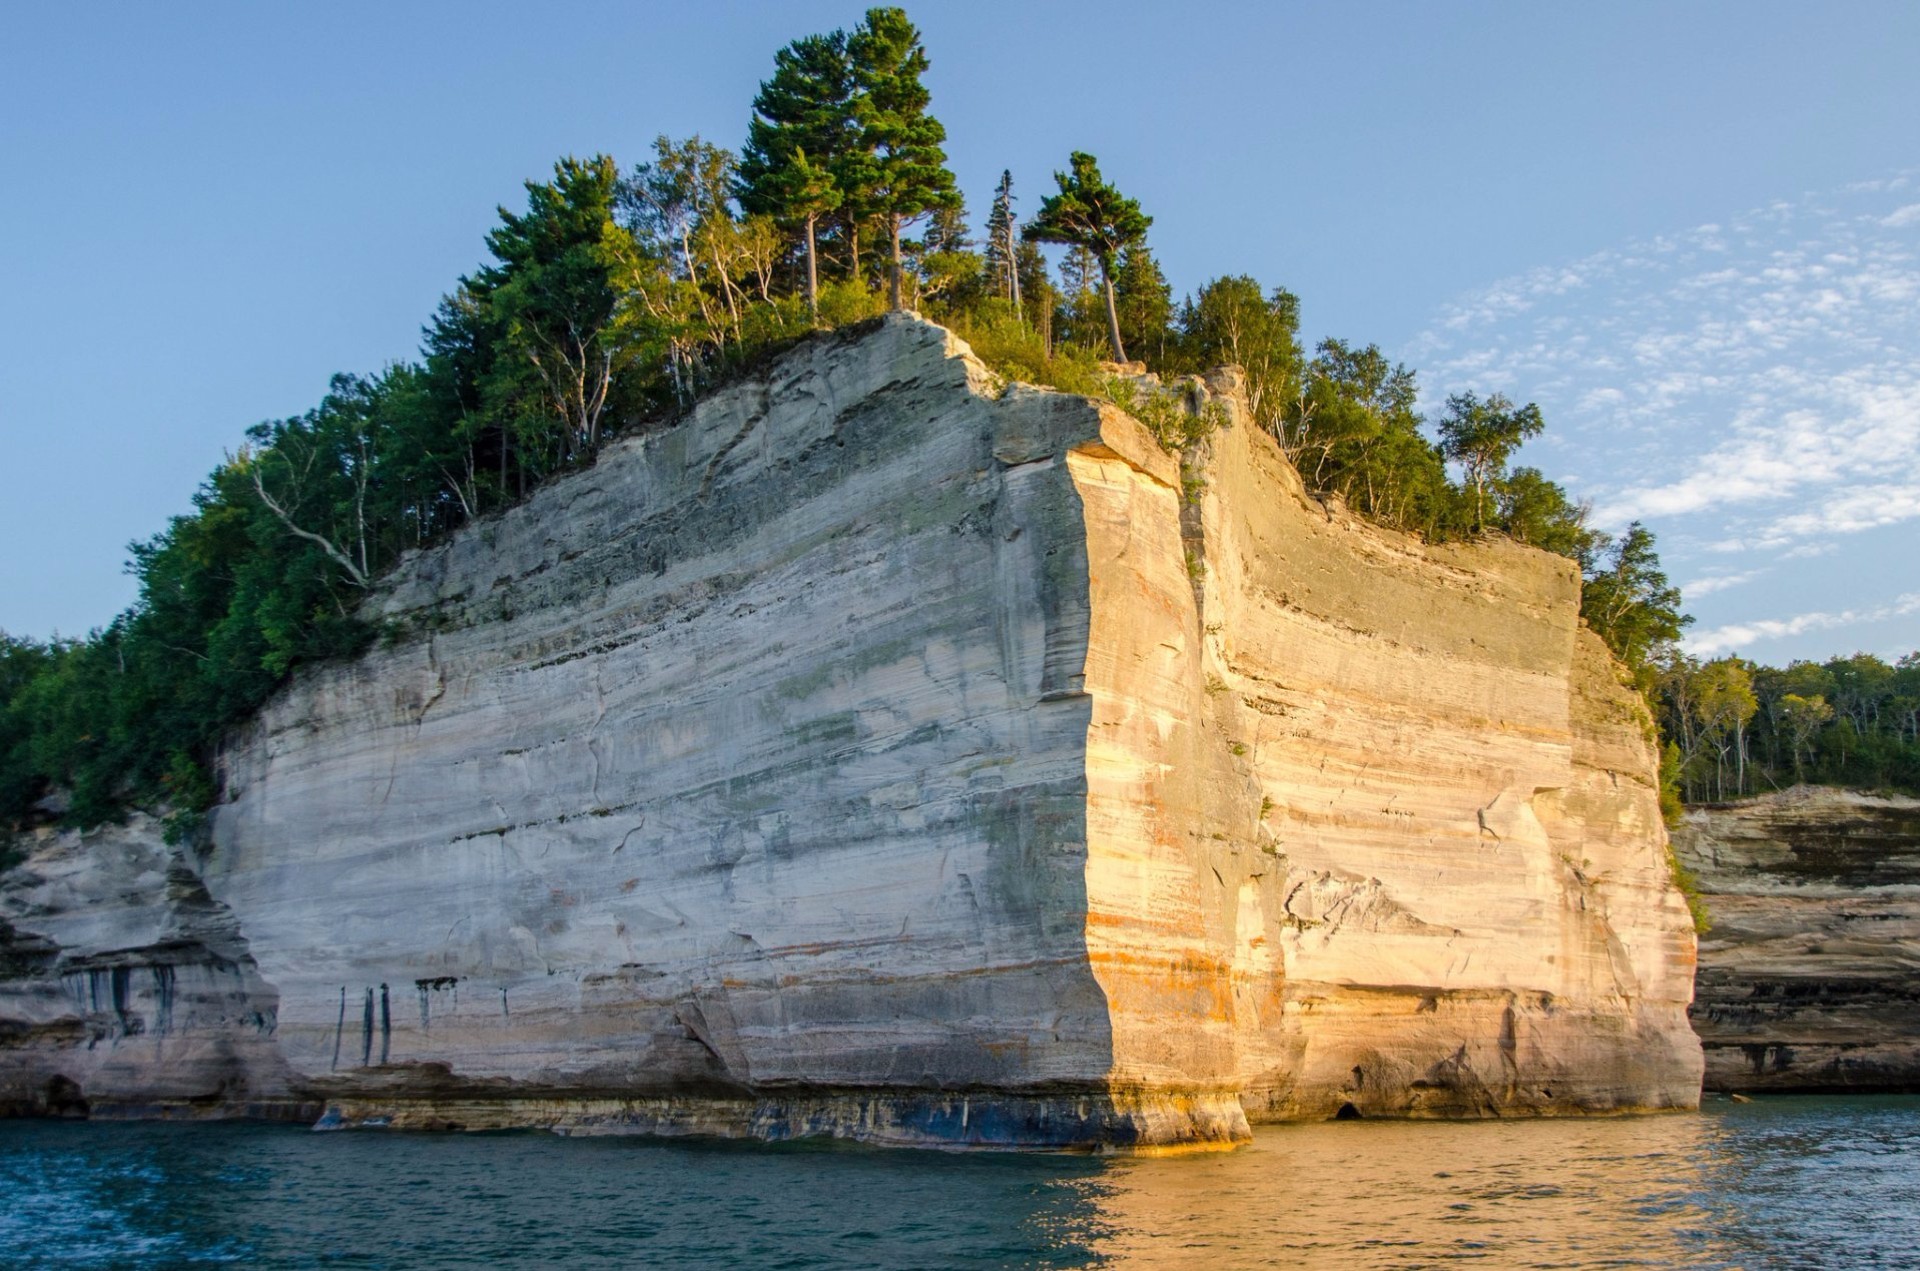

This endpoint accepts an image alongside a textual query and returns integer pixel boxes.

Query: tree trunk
[889,215,904,311]
[805,214,820,321]
[1100,265,1126,363]
[1007,221,1023,323]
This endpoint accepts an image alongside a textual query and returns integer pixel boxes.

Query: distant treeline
[1,7,1686,838]
[1656,651,1920,804]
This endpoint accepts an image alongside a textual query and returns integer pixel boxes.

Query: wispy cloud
[1413,172,1920,659]
[1685,593,1920,657]
[1681,569,1765,599]
[1413,172,1920,540]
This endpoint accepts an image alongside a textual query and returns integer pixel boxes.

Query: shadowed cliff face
[0,317,1700,1147]
[1674,788,1920,1092]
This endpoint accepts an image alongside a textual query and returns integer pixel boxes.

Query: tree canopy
[1437,391,1545,532]
[22,8,1856,845]
[1657,650,1920,800]
[1022,152,1151,361]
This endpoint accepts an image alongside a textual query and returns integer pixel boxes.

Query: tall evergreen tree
[1022,151,1152,361]
[1113,244,1172,365]
[845,7,960,310]
[983,170,1021,318]
[483,155,649,461]
[1055,245,1103,349]
[737,29,858,309]
[1014,239,1055,351]
[763,147,841,318]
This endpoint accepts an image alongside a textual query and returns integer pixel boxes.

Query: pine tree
[1113,244,1171,365]
[763,148,842,319]
[983,170,1022,319]
[1057,245,1102,350]
[1014,240,1055,351]
[846,7,960,310]
[737,29,858,301]
[921,199,970,255]
[1022,152,1152,361]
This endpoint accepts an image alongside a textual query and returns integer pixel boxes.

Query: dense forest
[1654,651,1920,805]
[5,6,1877,850]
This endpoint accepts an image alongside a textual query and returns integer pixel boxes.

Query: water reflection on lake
[2,1096,1915,1268]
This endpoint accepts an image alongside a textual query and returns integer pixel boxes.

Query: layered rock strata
[0,814,302,1120]
[1673,788,1920,1092]
[0,315,1701,1146]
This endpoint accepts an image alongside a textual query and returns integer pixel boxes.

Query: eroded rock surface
[0,815,300,1119]
[0,316,1701,1145]
[1075,367,1700,1121]
[1674,787,1920,1092]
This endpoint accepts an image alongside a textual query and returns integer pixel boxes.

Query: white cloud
[1593,376,1920,526]
[1414,171,1920,660]
[1681,569,1764,598]
[1685,593,1920,657]
[1746,481,1920,546]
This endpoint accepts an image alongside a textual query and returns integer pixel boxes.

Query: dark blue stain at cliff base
[412,977,459,1032]
[380,984,391,1064]
[150,965,174,1036]
[736,1095,1154,1150]
[360,989,373,1068]
[889,1097,1143,1149]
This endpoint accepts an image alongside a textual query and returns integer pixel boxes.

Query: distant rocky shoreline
[1675,786,1920,1093]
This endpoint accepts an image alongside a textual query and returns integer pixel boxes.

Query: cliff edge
[0,315,1701,1147]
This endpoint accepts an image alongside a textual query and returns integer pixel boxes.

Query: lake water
[2,1096,1915,1269]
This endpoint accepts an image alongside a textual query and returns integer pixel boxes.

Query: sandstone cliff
[1673,787,1920,1092]
[0,316,1701,1147]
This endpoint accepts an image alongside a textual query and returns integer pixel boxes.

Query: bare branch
[249,464,370,587]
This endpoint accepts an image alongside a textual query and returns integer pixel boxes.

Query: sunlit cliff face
[2,316,1699,1146]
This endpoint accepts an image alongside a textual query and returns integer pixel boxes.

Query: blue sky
[3,1,1917,663]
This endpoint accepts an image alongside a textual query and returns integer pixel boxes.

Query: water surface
[3,1096,1915,1268]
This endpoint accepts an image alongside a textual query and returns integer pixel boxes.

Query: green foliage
[738,30,858,225]
[1284,339,1459,538]
[1436,391,1544,532]
[846,7,960,310]
[0,634,62,827]
[1099,375,1226,454]
[1656,650,1920,800]
[1659,741,1686,827]
[1023,152,1151,361]
[1666,842,1712,934]
[1113,245,1173,366]
[1176,276,1301,431]
[1495,467,1603,567]
[941,301,1105,396]
[1580,522,1690,685]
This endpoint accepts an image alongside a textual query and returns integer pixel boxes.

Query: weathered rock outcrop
[0,814,302,1119]
[1673,787,1920,1092]
[0,315,1701,1146]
